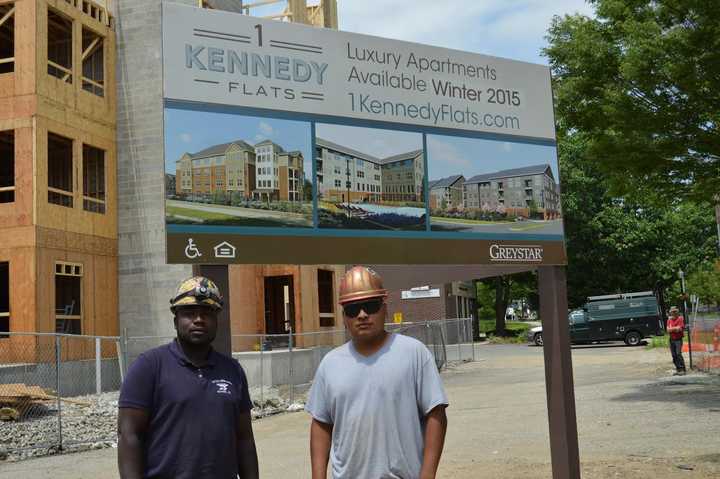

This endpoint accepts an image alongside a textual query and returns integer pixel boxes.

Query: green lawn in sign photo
[165,196,313,228]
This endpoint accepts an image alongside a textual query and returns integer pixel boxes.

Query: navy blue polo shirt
[119,340,253,479]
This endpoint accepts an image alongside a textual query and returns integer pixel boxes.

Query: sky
[426,135,559,182]
[164,108,312,174]
[316,123,422,159]
[338,0,594,65]
[250,0,595,65]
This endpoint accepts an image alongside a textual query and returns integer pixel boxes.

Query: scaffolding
[199,0,337,28]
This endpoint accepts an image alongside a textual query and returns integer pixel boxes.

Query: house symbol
[214,241,236,258]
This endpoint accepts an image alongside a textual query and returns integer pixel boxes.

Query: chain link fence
[0,332,122,460]
[687,302,720,374]
[222,318,475,410]
[1,318,474,460]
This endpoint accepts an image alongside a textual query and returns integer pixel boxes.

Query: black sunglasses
[343,299,384,318]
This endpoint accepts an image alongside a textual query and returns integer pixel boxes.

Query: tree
[545,1,720,202]
[686,265,720,307]
[559,131,717,308]
[303,179,313,202]
[476,272,537,336]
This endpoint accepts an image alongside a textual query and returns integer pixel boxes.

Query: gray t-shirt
[305,333,449,479]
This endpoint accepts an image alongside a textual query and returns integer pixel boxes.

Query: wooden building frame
[0,0,117,364]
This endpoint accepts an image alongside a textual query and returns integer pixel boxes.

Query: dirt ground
[1,343,719,478]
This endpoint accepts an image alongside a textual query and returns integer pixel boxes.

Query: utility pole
[715,201,720,257]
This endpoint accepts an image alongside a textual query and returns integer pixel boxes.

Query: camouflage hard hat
[338,265,387,305]
[170,276,223,312]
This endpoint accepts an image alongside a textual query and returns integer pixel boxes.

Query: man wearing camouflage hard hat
[118,276,259,479]
[306,266,449,479]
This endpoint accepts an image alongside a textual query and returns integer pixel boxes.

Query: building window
[0,130,14,203]
[82,28,104,97]
[0,3,14,74]
[0,262,8,338]
[48,133,73,207]
[83,145,105,213]
[55,262,82,335]
[47,9,73,83]
[317,269,335,327]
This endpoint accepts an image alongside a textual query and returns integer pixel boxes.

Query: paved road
[2,344,719,478]
[431,218,565,235]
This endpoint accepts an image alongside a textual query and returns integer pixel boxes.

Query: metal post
[424,321,430,350]
[538,266,580,479]
[259,334,264,411]
[288,327,294,405]
[123,327,129,377]
[470,318,476,362]
[456,319,461,361]
[55,335,63,452]
[715,201,720,257]
[95,337,102,395]
[680,270,693,369]
[116,339,126,383]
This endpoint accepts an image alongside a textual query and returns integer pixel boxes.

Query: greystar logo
[489,244,544,262]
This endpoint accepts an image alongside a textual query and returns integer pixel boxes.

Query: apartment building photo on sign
[161,3,566,265]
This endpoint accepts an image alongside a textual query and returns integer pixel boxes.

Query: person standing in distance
[306,266,449,479]
[118,276,259,479]
[666,305,687,376]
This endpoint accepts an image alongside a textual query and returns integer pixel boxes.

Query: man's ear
[172,314,178,331]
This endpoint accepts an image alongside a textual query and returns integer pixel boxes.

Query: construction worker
[117,276,259,479]
[306,266,449,479]
[666,306,687,375]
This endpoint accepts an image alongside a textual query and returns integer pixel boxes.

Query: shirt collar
[169,339,217,368]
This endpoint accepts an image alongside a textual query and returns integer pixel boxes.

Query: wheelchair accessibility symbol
[184,238,202,259]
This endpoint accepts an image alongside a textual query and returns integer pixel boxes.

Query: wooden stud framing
[1,0,117,362]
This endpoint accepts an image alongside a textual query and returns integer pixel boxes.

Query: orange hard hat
[338,266,387,305]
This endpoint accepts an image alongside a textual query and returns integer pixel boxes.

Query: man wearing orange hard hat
[306,266,449,479]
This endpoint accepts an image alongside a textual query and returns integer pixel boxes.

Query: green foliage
[476,272,538,334]
[646,334,670,350]
[303,180,313,202]
[559,132,717,308]
[545,0,720,202]
[212,191,227,205]
[686,265,720,306]
[476,283,495,319]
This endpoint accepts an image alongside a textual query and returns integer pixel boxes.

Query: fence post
[470,317,475,362]
[123,327,129,377]
[289,328,294,406]
[259,334,264,411]
[95,337,102,395]
[116,338,126,384]
[55,335,63,452]
[456,319,461,361]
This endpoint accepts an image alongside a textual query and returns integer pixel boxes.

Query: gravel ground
[0,386,308,462]
[1,344,719,478]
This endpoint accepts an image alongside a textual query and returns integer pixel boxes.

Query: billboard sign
[162,3,566,265]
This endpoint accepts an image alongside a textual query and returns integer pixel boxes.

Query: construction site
[2,1,718,478]
[0,0,488,461]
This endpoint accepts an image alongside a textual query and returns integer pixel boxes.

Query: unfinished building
[0,0,117,363]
